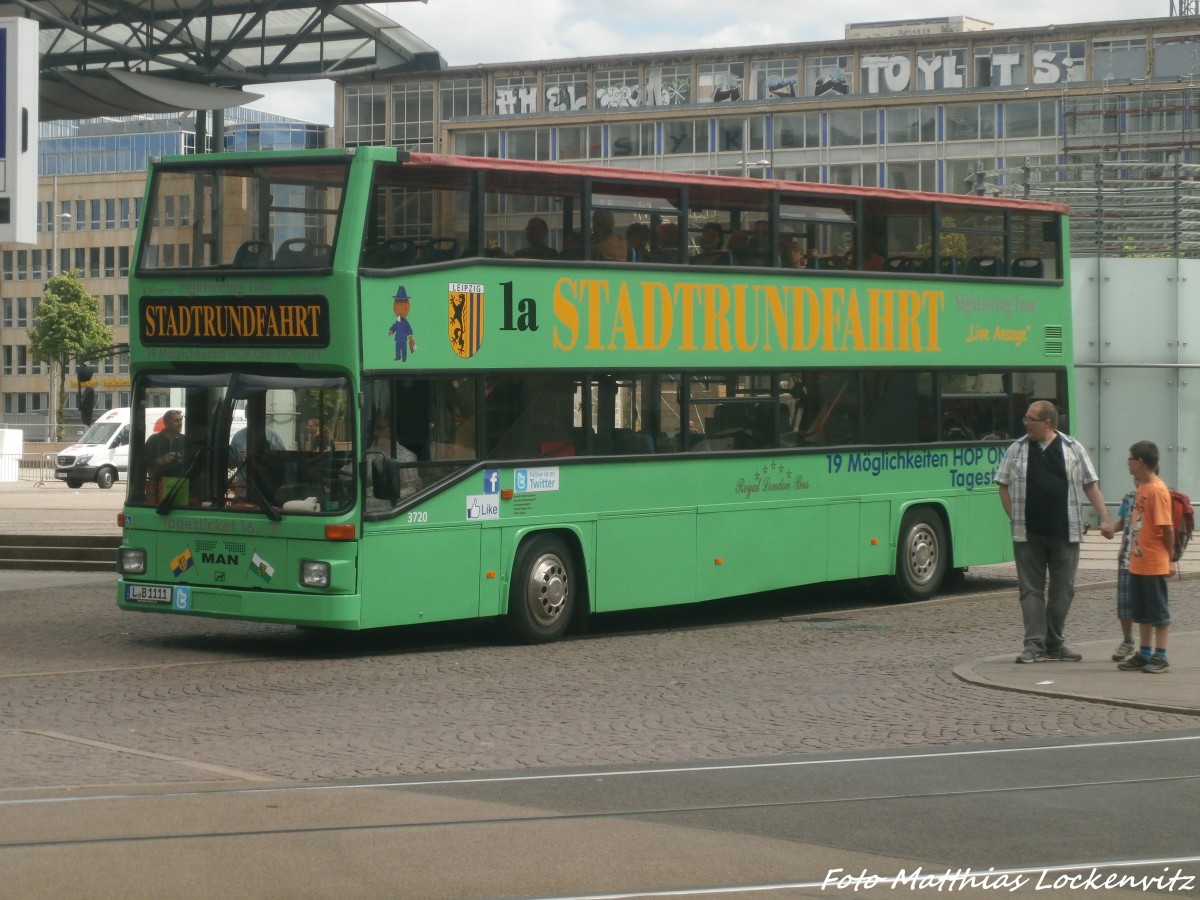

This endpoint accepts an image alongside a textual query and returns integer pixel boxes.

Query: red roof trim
[402,151,1069,215]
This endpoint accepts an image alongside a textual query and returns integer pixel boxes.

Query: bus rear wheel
[508,535,575,643]
[892,508,947,602]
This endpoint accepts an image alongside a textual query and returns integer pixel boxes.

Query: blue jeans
[1013,535,1081,652]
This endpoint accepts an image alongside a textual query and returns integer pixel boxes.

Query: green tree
[27,271,113,439]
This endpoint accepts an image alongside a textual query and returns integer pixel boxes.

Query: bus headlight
[301,559,330,588]
[118,548,147,574]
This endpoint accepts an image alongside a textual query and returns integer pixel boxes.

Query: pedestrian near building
[306,418,333,454]
[995,400,1110,663]
[1100,489,1138,662]
[1117,441,1174,674]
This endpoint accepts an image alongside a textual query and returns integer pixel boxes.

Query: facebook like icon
[483,469,500,494]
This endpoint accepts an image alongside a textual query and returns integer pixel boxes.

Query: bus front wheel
[508,535,575,643]
[893,508,947,602]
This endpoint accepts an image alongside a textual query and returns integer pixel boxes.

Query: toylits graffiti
[495,84,538,115]
[546,84,588,112]
[764,76,799,99]
[489,44,1090,119]
[815,69,851,96]
[496,74,703,113]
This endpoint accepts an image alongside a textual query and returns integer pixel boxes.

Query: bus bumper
[117,579,363,629]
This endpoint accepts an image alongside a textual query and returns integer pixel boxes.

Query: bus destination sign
[139,296,330,348]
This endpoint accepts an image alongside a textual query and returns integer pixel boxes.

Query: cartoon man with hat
[388,284,417,362]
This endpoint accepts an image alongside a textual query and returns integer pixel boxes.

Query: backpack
[1169,488,1194,563]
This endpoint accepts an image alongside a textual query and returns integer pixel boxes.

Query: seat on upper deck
[232,240,273,268]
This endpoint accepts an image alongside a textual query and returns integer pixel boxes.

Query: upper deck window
[137,160,349,273]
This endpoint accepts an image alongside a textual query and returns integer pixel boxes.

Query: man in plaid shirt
[995,400,1111,664]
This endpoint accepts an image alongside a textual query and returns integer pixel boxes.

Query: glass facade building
[338,16,1200,197]
[2,110,327,437]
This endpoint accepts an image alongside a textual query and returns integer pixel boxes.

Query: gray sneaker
[1015,649,1044,663]
[1044,645,1083,661]
[1143,654,1170,674]
[1111,640,1136,662]
[1118,653,1149,671]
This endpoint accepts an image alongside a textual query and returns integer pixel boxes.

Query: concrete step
[0,546,114,562]
[0,534,119,548]
[0,559,115,572]
[0,534,119,572]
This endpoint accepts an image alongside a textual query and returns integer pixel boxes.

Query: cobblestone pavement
[2,569,1197,793]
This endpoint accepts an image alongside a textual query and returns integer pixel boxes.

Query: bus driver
[145,409,186,478]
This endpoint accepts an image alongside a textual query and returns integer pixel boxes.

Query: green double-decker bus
[116,148,1071,641]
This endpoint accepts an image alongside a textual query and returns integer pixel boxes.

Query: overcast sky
[245,0,1161,125]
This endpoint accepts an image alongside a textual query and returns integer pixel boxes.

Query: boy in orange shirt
[1117,441,1175,673]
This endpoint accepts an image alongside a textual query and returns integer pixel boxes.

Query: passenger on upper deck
[691,223,730,265]
[514,217,559,260]
[727,229,751,263]
[651,222,681,263]
[784,239,806,269]
[591,211,628,262]
[747,220,771,260]
[844,235,886,271]
[560,231,583,260]
[625,222,650,261]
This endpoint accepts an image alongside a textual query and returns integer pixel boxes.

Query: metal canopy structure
[2,0,444,119]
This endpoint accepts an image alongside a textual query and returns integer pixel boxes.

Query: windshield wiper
[226,455,282,522]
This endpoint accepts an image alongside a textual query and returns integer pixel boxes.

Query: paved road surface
[4,480,1199,897]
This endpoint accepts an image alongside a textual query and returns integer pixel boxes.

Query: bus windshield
[138,158,349,272]
[128,372,356,515]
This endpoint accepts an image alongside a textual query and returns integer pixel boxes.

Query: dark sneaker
[1118,653,1150,671]
[1111,640,1136,662]
[1015,649,1044,663]
[1143,654,1170,674]
[1045,645,1083,661]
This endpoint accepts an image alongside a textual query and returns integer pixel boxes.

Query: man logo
[448,283,485,359]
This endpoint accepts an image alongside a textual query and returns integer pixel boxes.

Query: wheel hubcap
[907,525,937,584]
[527,554,568,626]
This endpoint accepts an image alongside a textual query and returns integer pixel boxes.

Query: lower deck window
[360,368,1068,489]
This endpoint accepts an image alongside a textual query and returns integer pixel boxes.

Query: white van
[54,407,135,489]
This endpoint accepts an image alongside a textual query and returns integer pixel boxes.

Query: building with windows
[337,15,1199,212]
[1,111,326,438]
[334,12,1200,507]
